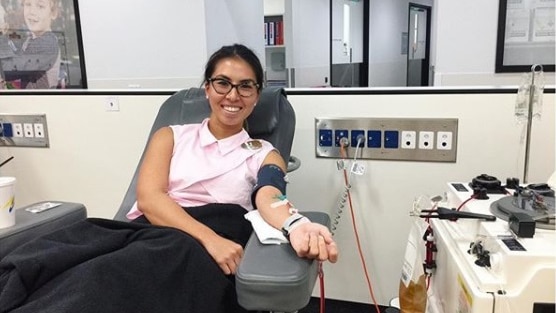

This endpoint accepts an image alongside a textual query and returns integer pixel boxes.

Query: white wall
[204,0,264,63]
[0,90,554,305]
[78,0,208,89]
[368,0,411,87]
[79,0,264,89]
[289,0,330,87]
[0,94,162,217]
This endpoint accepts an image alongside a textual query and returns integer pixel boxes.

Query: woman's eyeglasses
[208,78,259,97]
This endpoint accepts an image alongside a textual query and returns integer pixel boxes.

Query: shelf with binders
[264,15,284,47]
[264,15,287,87]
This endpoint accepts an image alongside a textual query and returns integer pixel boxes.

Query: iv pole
[523,64,543,184]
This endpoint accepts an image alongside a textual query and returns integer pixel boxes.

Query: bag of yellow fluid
[399,218,428,313]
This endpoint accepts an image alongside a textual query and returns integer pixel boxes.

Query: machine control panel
[500,238,526,251]
[451,183,469,192]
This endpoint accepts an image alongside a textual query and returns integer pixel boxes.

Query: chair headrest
[165,87,288,138]
[247,87,287,137]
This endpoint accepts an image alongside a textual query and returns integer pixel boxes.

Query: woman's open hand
[288,222,338,263]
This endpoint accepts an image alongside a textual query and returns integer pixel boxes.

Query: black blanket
[0,204,253,313]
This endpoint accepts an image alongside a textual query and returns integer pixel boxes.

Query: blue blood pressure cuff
[251,164,287,210]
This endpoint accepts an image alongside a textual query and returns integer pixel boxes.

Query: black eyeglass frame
[207,78,260,98]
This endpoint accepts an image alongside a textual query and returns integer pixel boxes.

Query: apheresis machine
[419,174,555,313]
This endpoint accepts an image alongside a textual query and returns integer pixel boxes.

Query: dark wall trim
[360,0,369,86]
[73,0,88,89]
[329,0,333,87]
[0,88,554,97]
[0,90,177,96]
[284,87,555,95]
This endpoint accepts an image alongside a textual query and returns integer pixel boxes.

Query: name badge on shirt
[242,140,262,150]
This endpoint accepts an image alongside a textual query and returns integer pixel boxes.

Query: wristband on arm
[281,213,310,240]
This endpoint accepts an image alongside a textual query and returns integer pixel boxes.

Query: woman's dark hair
[204,44,264,91]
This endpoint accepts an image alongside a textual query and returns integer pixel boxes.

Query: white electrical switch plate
[13,123,23,137]
[437,131,453,150]
[23,123,34,137]
[401,131,416,149]
[105,97,120,111]
[418,131,434,150]
[33,123,45,138]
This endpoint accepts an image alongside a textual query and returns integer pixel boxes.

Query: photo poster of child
[0,0,85,89]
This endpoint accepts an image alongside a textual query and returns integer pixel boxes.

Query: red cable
[319,262,325,313]
[338,144,382,313]
[456,195,476,211]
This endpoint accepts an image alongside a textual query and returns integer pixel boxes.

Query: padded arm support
[236,211,330,312]
[0,202,87,260]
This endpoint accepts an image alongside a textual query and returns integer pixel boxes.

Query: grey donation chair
[114,87,329,313]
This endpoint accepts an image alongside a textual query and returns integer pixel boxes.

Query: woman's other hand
[202,234,244,275]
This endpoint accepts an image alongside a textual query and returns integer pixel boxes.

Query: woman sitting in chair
[0,44,337,313]
[128,43,338,275]
[131,44,338,312]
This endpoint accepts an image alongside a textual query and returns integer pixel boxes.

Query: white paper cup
[389,297,400,308]
[0,177,16,229]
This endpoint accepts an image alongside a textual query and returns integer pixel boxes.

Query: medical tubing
[332,136,363,233]
[456,195,476,211]
[424,227,437,290]
[318,262,325,313]
[332,183,351,234]
[347,136,364,183]
[331,137,349,233]
[338,143,382,313]
[421,201,438,290]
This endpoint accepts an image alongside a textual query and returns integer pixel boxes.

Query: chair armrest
[0,201,87,260]
[235,211,330,312]
[287,155,301,173]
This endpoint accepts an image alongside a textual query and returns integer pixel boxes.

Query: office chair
[112,87,329,312]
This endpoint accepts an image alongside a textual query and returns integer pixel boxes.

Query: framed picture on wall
[0,0,87,89]
[495,0,555,73]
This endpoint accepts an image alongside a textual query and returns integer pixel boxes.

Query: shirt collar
[199,118,251,155]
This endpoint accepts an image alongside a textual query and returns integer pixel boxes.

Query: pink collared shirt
[126,119,275,220]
